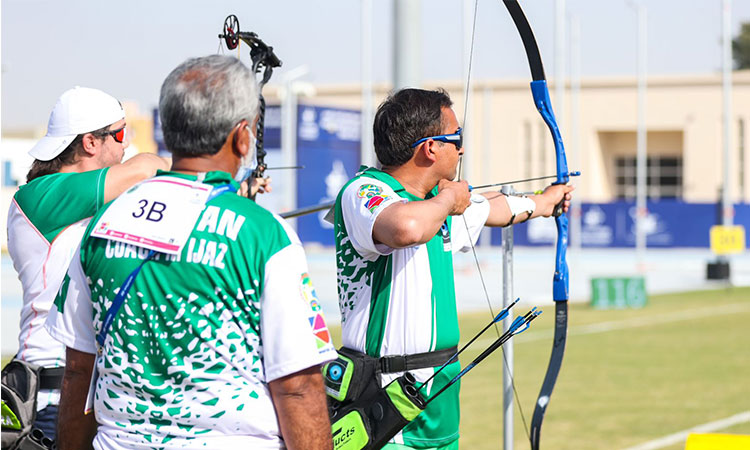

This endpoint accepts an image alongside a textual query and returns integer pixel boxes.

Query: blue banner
[153,106,282,156]
[295,105,361,245]
[492,201,750,248]
[152,108,168,157]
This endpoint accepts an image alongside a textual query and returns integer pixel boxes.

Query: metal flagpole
[627,0,648,270]
[360,0,375,168]
[721,0,733,229]
[569,14,582,252]
[393,0,421,89]
[554,0,566,134]
[280,66,308,216]
[462,0,476,182]
[501,184,515,450]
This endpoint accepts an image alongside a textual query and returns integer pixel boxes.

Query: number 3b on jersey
[132,199,167,222]
[91,177,214,255]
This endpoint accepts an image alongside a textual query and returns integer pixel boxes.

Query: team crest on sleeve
[301,273,332,352]
[357,184,383,199]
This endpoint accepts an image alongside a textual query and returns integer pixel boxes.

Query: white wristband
[504,195,536,225]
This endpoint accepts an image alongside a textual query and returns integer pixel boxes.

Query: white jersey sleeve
[340,178,408,260]
[261,216,337,383]
[45,244,97,355]
[451,194,491,254]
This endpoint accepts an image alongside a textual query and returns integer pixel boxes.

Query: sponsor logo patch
[301,273,332,351]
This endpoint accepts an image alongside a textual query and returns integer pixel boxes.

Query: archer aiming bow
[218,14,282,200]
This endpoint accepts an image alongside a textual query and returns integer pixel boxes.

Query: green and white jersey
[46,171,337,449]
[334,167,489,448]
[7,168,109,409]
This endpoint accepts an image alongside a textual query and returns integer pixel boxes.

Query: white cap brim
[30,86,125,162]
[28,133,79,161]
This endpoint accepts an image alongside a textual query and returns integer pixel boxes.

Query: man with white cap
[5,86,169,441]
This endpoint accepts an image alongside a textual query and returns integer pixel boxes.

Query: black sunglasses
[101,125,126,143]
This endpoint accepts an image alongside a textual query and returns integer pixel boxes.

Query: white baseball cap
[29,86,125,161]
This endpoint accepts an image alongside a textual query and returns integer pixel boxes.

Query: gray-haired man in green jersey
[5,86,170,442]
[46,55,337,450]
[333,88,574,449]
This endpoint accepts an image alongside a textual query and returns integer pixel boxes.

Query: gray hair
[159,55,259,157]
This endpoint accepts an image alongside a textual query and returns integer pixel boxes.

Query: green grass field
[327,287,750,449]
[446,287,750,449]
[5,287,748,449]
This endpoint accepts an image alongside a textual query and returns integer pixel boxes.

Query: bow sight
[219,14,282,88]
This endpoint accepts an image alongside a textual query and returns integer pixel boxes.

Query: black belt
[378,346,458,374]
[39,367,64,390]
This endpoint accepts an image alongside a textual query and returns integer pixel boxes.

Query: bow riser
[530,81,569,187]
[530,82,570,302]
[553,215,569,301]
[251,95,268,181]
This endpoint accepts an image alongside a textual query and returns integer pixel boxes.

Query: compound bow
[218,14,282,199]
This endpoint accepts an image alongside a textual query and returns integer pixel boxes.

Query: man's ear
[418,140,439,163]
[80,133,99,156]
[232,120,251,158]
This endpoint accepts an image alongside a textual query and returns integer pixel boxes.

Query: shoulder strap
[95,250,156,351]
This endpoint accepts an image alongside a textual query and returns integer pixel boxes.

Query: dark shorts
[33,404,58,441]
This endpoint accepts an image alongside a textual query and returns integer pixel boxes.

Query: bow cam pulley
[218,14,282,87]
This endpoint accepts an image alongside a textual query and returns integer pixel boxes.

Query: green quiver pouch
[2,360,43,449]
[331,410,370,450]
[330,373,426,450]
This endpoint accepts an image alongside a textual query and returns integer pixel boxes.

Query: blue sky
[2,0,749,129]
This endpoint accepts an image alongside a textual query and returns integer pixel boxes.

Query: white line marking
[464,303,750,348]
[621,411,750,450]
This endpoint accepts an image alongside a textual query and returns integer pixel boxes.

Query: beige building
[279,70,750,204]
[3,71,748,251]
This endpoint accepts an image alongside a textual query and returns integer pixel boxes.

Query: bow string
[460,1,572,448]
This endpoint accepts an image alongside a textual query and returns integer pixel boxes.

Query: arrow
[419,298,520,390]
[265,165,305,171]
[279,201,335,219]
[469,171,580,191]
[424,308,542,405]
